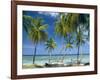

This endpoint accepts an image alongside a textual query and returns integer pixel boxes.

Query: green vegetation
[45,38,57,64]
[55,13,89,64]
[23,13,89,66]
[23,15,48,64]
[65,13,89,63]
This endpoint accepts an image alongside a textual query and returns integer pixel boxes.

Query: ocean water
[22,54,89,65]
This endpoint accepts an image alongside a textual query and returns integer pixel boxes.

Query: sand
[22,62,89,69]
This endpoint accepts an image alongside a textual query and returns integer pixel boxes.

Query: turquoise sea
[22,54,89,65]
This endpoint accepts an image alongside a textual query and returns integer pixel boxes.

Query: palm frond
[39,24,48,30]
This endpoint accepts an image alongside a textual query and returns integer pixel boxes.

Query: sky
[22,11,89,55]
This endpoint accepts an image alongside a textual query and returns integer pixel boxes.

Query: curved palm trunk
[33,44,37,64]
[59,43,65,62]
[61,49,67,63]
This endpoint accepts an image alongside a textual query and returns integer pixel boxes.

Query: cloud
[38,12,59,18]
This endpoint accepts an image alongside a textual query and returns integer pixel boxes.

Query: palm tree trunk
[77,26,81,64]
[61,49,67,63]
[33,44,37,64]
[59,43,65,62]
[49,53,51,64]
[48,52,50,64]
[79,46,82,63]
[77,45,80,64]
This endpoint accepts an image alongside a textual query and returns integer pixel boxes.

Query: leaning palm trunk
[58,44,65,62]
[33,44,37,64]
[59,48,65,62]
[60,50,67,63]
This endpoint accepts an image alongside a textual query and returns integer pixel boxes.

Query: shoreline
[22,62,90,69]
[23,54,89,56]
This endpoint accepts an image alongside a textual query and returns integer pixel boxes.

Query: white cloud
[38,11,59,18]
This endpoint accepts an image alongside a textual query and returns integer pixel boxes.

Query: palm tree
[55,13,72,38]
[66,13,89,32]
[23,15,48,64]
[55,13,72,55]
[45,38,57,64]
[55,13,75,62]
[61,33,74,62]
[61,43,73,62]
[65,13,89,64]
[75,28,85,64]
[55,13,89,64]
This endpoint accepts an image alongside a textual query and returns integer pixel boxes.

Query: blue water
[22,54,89,65]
